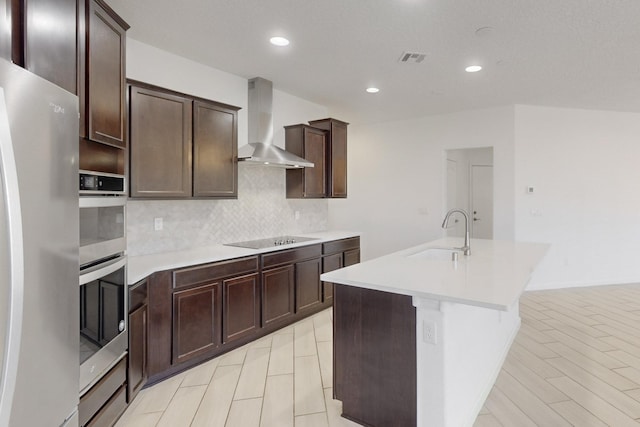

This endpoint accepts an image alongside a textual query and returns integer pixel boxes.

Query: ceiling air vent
[399,51,426,64]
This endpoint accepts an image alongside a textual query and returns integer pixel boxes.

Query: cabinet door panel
[129,86,192,198]
[193,101,238,198]
[223,273,260,343]
[329,122,348,197]
[172,283,221,365]
[87,0,126,147]
[128,303,147,401]
[262,265,294,326]
[23,0,77,93]
[303,128,326,197]
[296,258,322,312]
[322,253,343,302]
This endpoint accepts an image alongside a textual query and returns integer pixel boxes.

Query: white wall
[514,105,640,289]
[125,39,329,255]
[328,106,515,261]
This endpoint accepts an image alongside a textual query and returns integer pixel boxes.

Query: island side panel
[333,284,417,427]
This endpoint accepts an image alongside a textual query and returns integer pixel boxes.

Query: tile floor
[118,284,640,427]
[116,308,359,427]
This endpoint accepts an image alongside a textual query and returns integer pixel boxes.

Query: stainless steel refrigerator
[0,57,80,426]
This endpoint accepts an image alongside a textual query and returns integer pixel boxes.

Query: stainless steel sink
[407,247,460,261]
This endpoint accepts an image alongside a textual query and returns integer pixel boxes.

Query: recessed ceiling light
[366,87,380,93]
[270,36,290,47]
[465,65,482,73]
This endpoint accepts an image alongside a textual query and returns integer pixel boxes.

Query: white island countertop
[321,237,549,311]
[128,230,360,285]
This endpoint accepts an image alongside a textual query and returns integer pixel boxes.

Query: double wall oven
[79,170,127,395]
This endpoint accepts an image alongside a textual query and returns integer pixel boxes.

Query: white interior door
[470,165,493,238]
[445,159,463,237]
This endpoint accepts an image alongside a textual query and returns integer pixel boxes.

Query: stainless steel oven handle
[79,196,126,208]
[79,256,127,286]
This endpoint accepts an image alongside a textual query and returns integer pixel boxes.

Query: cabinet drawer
[262,244,322,269]
[173,256,258,289]
[129,278,148,312]
[86,384,127,427]
[344,249,361,267]
[79,357,126,426]
[322,237,360,255]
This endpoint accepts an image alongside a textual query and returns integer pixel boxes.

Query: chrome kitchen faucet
[442,209,471,256]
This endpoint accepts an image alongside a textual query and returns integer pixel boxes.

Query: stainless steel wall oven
[79,171,127,395]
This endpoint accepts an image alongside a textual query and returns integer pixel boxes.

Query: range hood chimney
[238,77,314,168]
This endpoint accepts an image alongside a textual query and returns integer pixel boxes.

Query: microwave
[79,197,126,267]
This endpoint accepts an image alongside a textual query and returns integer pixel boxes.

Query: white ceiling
[106,0,640,124]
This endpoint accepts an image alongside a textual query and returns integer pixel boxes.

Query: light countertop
[127,230,360,285]
[320,237,549,311]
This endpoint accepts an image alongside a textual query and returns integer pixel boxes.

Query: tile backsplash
[126,164,329,256]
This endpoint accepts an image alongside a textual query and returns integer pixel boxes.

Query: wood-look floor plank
[473,413,504,427]
[483,387,538,427]
[518,323,557,344]
[592,313,640,337]
[522,316,555,332]
[539,301,603,326]
[544,330,627,369]
[520,304,552,321]
[544,342,638,391]
[514,333,559,359]
[548,400,608,427]
[493,370,572,426]
[540,309,609,338]
[540,319,615,352]
[547,377,640,427]
[507,342,564,379]
[607,350,640,372]
[501,357,569,404]
[546,357,640,418]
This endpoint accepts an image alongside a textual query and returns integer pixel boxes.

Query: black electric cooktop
[225,236,318,250]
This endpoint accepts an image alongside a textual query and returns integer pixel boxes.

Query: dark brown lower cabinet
[295,258,322,312]
[172,283,222,365]
[141,239,359,387]
[223,272,260,343]
[128,307,147,401]
[333,284,416,427]
[321,253,343,302]
[262,265,295,326]
[128,279,148,401]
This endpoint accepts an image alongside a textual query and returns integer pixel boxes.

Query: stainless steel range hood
[238,77,314,168]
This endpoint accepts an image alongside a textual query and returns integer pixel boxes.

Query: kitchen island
[321,237,549,427]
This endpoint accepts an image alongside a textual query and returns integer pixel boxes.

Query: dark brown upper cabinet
[129,85,193,198]
[83,0,128,149]
[308,118,349,198]
[128,81,240,199]
[285,124,327,199]
[10,0,78,94]
[193,101,238,198]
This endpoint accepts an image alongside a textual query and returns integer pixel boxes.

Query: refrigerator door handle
[0,88,25,425]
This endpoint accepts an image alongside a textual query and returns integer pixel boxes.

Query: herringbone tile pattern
[476,284,640,426]
[117,284,640,426]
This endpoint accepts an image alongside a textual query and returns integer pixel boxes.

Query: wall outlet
[154,217,163,231]
[294,210,300,221]
[423,320,438,345]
